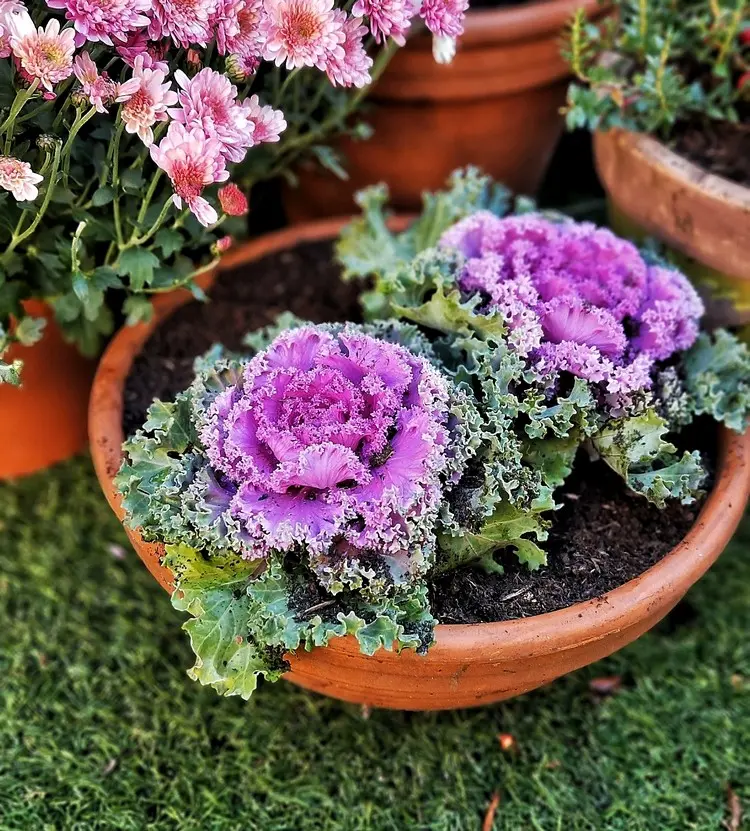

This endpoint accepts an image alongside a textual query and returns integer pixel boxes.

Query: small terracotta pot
[594,129,750,326]
[0,300,94,479]
[89,221,750,711]
[284,0,609,222]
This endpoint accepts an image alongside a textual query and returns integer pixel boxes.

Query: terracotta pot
[89,221,750,711]
[594,129,750,326]
[0,300,94,479]
[284,0,609,222]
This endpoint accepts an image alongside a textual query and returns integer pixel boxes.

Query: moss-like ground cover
[1,456,748,830]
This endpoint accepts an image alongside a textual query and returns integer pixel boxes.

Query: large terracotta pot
[89,221,750,710]
[284,0,609,222]
[594,129,750,326]
[0,300,94,479]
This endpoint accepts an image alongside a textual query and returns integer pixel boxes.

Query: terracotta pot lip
[597,128,750,211]
[89,216,750,665]
[410,0,608,47]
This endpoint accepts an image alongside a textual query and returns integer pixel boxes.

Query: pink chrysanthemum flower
[11,19,76,92]
[169,68,255,163]
[215,235,234,253]
[352,0,417,45]
[1,1,31,57]
[1,1,34,41]
[419,0,467,38]
[150,122,229,227]
[116,31,169,73]
[324,11,371,87]
[261,0,344,70]
[213,0,265,58]
[118,54,178,145]
[0,155,43,201]
[46,0,150,47]
[218,183,248,215]
[74,52,138,113]
[240,94,286,143]
[149,0,218,48]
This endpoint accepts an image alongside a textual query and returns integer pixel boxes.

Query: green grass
[1,457,748,830]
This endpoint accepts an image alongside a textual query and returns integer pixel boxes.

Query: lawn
[1,455,748,830]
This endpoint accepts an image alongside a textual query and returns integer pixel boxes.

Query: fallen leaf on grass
[102,758,118,776]
[730,674,745,691]
[723,785,742,831]
[482,792,501,831]
[589,676,622,695]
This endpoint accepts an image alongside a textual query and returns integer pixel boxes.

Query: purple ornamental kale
[439,212,704,405]
[200,325,452,577]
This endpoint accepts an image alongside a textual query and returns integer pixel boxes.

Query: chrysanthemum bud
[212,235,234,255]
[36,134,60,152]
[225,54,247,83]
[186,48,202,69]
[218,183,248,217]
[70,89,88,108]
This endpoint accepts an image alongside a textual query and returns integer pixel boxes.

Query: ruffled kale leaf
[435,341,601,573]
[681,330,750,433]
[163,544,284,700]
[248,555,436,656]
[437,488,555,574]
[592,410,707,507]
[115,395,201,534]
[364,248,509,341]
[164,545,437,699]
[336,167,512,284]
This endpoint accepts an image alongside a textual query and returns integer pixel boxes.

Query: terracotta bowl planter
[594,129,750,326]
[89,222,750,711]
[0,299,94,479]
[284,0,610,222]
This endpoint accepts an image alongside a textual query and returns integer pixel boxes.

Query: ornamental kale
[117,319,483,697]
[437,211,705,412]
[337,170,749,508]
[199,324,465,588]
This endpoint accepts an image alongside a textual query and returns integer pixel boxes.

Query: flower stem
[61,106,97,183]
[0,81,40,152]
[1,143,61,261]
[110,121,126,246]
[126,197,173,248]
[134,169,163,230]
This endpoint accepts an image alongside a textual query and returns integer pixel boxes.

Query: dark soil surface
[430,451,708,623]
[671,120,750,187]
[122,239,713,625]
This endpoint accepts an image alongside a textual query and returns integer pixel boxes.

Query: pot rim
[427,0,607,47]
[89,217,750,663]
[598,129,750,212]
